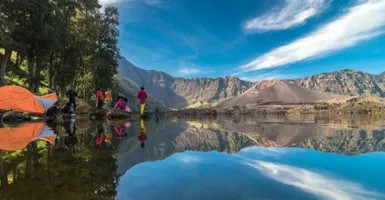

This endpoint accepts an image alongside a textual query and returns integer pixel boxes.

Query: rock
[2,111,32,123]
[88,109,150,120]
[76,105,91,115]
[88,109,108,120]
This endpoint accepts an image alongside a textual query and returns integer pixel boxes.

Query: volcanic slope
[217,80,339,107]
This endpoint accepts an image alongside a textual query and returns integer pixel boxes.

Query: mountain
[118,57,385,109]
[117,120,258,174]
[118,58,253,109]
[293,69,385,97]
[117,118,385,174]
[217,80,338,107]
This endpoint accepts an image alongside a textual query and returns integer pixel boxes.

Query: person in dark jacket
[66,89,78,111]
[61,103,72,114]
[46,102,59,119]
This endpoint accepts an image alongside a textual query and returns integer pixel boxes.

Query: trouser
[140,103,146,115]
[97,100,104,109]
[105,101,111,110]
[69,98,76,111]
[140,118,146,132]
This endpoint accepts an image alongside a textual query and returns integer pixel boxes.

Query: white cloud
[245,0,327,31]
[99,0,131,5]
[240,0,385,73]
[177,67,201,76]
[244,160,384,200]
[143,0,162,6]
[240,72,293,82]
[99,0,161,6]
[175,154,201,164]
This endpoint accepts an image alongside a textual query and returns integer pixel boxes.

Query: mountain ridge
[118,57,385,109]
[118,57,253,109]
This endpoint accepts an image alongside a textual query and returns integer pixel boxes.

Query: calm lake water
[0,115,385,200]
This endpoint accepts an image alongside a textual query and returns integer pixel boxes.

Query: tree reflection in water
[0,122,119,200]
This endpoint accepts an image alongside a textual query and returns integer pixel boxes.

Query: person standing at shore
[137,87,147,116]
[96,88,104,109]
[66,89,78,111]
[105,88,112,110]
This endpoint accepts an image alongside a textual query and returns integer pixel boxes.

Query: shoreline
[2,100,385,124]
[168,100,385,117]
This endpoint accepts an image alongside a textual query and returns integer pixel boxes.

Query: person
[61,103,72,114]
[138,118,147,148]
[114,98,126,110]
[155,108,159,124]
[137,87,147,116]
[117,93,128,103]
[96,124,104,147]
[114,124,124,140]
[46,102,59,119]
[104,123,112,148]
[105,88,112,110]
[96,88,104,109]
[64,121,77,153]
[66,89,78,111]
[117,92,124,100]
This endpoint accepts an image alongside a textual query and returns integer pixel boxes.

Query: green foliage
[0,0,120,97]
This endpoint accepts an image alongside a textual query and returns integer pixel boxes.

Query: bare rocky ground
[168,96,385,117]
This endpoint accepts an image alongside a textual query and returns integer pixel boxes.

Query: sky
[101,0,385,81]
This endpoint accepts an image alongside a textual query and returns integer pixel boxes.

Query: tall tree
[0,0,120,100]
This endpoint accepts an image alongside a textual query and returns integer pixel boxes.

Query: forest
[0,0,120,102]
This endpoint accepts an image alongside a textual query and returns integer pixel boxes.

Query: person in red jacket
[137,87,147,116]
[96,88,104,109]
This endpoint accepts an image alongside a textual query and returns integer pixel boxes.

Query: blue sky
[101,0,385,81]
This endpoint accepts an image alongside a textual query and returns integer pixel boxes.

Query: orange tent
[0,85,57,114]
[0,123,56,151]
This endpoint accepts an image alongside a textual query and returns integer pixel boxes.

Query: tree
[0,0,120,100]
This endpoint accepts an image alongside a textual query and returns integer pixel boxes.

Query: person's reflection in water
[114,122,129,140]
[155,108,159,124]
[96,124,104,148]
[64,120,77,153]
[138,118,147,148]
[104,121,113,148]
[46,120,60,149]
[114,124,124,140]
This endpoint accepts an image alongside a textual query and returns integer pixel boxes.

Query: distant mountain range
[118,58,252,109]
[118,57,385,109]
[293,69,385,97]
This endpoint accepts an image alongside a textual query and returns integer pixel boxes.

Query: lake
[0,115,384,200]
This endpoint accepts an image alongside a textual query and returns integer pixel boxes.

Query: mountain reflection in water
[0,115,384,200]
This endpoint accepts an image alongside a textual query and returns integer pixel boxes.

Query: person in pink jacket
[137,87,147,116]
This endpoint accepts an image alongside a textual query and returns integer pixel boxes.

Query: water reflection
[0,121,118,200]
[138,118,147,148]
[118,148,385,200]
[0,123,56,151]
[0,115,384,200]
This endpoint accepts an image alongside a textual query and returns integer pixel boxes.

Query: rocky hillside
[118,57,385,109]
[117,120,258,174]
[293,69,385,97]
[296,129,385,155]
[118,58,252,109]
[217,80,338,107]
